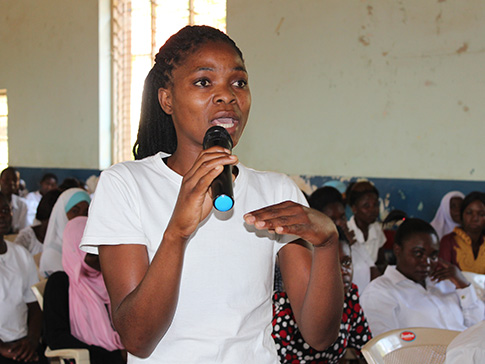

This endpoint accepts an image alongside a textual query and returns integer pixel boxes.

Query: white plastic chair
[361,327,460,364]
[31,280,91,364]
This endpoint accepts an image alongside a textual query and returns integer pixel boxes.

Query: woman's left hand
[431,258,470,289]
[243,201,337,247]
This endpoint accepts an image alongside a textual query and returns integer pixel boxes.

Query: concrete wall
[0,0,111,170]
[228,0,485,181]
[1,0,484,219]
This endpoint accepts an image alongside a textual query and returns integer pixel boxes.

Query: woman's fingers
[167,147,238,240]
[244,201,337,246]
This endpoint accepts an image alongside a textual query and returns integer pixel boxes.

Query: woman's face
[339,240,353,294]
[322,202,347,229]
[66,201,89,220]
[449,197,463,224]
[352,193,379,226]
[159,41,251,153]
[462,200,485,235]
[395,232,439,287]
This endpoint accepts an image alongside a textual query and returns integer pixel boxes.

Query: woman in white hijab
[430,191,465,240]
[39,188,91,277]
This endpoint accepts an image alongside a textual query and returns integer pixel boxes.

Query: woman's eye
[194,79,210,87]
[233,79,247,88]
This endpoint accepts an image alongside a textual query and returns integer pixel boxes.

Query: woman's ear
[158,87,173,115]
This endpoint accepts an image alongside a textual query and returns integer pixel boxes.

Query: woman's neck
[166,147,201,176]
[464,228,483,246]
[355,218,370,240]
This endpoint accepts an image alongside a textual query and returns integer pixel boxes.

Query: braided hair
[132,25,244,160]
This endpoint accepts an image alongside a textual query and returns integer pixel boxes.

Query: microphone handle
[202,126,234,212]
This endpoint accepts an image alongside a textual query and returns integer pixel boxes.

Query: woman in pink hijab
[43,216,125,364]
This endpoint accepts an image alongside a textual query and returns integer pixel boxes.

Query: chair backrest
[361,327,460,364]
[31,278,48,310]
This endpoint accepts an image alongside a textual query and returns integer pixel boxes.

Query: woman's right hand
[165,146,238,242]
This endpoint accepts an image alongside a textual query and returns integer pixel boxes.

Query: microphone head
[214,194,234,212]
[203,126,233,151]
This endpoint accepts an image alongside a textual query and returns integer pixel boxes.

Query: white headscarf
[39,188,90,277]
[430,191,465,240]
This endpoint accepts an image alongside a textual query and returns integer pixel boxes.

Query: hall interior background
[1,0,483,221]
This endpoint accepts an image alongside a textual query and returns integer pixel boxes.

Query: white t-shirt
[360,265,485,336]
[347,216,386,263]
[81,152,307,364]
[14,226,43,256]
[10,194,30,233]
[25,190,42,226]
[0,240,39,342]
[347,216,386,292]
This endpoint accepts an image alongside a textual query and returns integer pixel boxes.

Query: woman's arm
[99,148,238,358]
[244,201,343,350]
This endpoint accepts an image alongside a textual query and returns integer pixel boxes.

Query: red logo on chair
[400,331,416,341]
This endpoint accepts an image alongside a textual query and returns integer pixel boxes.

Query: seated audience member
[346,181,385,292]
[43,216,125,364]
[361,218,484,336]
[430,191,465,240]
[0,167,29,233]
[272,228,371,364]
[39,188,90,277]
[25,173,58,226]
[308,186,356,245]
[14,189,62,256]
[445,320,485,364]
[439,191,485,274]
[0,192,46,364]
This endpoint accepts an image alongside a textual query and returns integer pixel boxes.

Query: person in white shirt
[346,181,385,292]
[25,173,58,226]
[360,218,484,336]
[0,192,46,363]
[0,167,29,234]
[80,25,343,364]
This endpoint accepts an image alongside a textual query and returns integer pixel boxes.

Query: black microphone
[203,126,234,212]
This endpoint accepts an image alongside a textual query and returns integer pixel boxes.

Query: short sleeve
[80,167,149,254]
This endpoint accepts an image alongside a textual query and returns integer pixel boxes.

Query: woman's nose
[213,86,236,104]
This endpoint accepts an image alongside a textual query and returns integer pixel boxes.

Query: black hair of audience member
[58,177,85,192]
[347,181,379,207]
[132,25,244,160]
[460,191,485,221]
[41,173,58,184]
[36,189,62,222]
[308,186,344,212]
[0,166,18,179]
[394,217,438,247]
